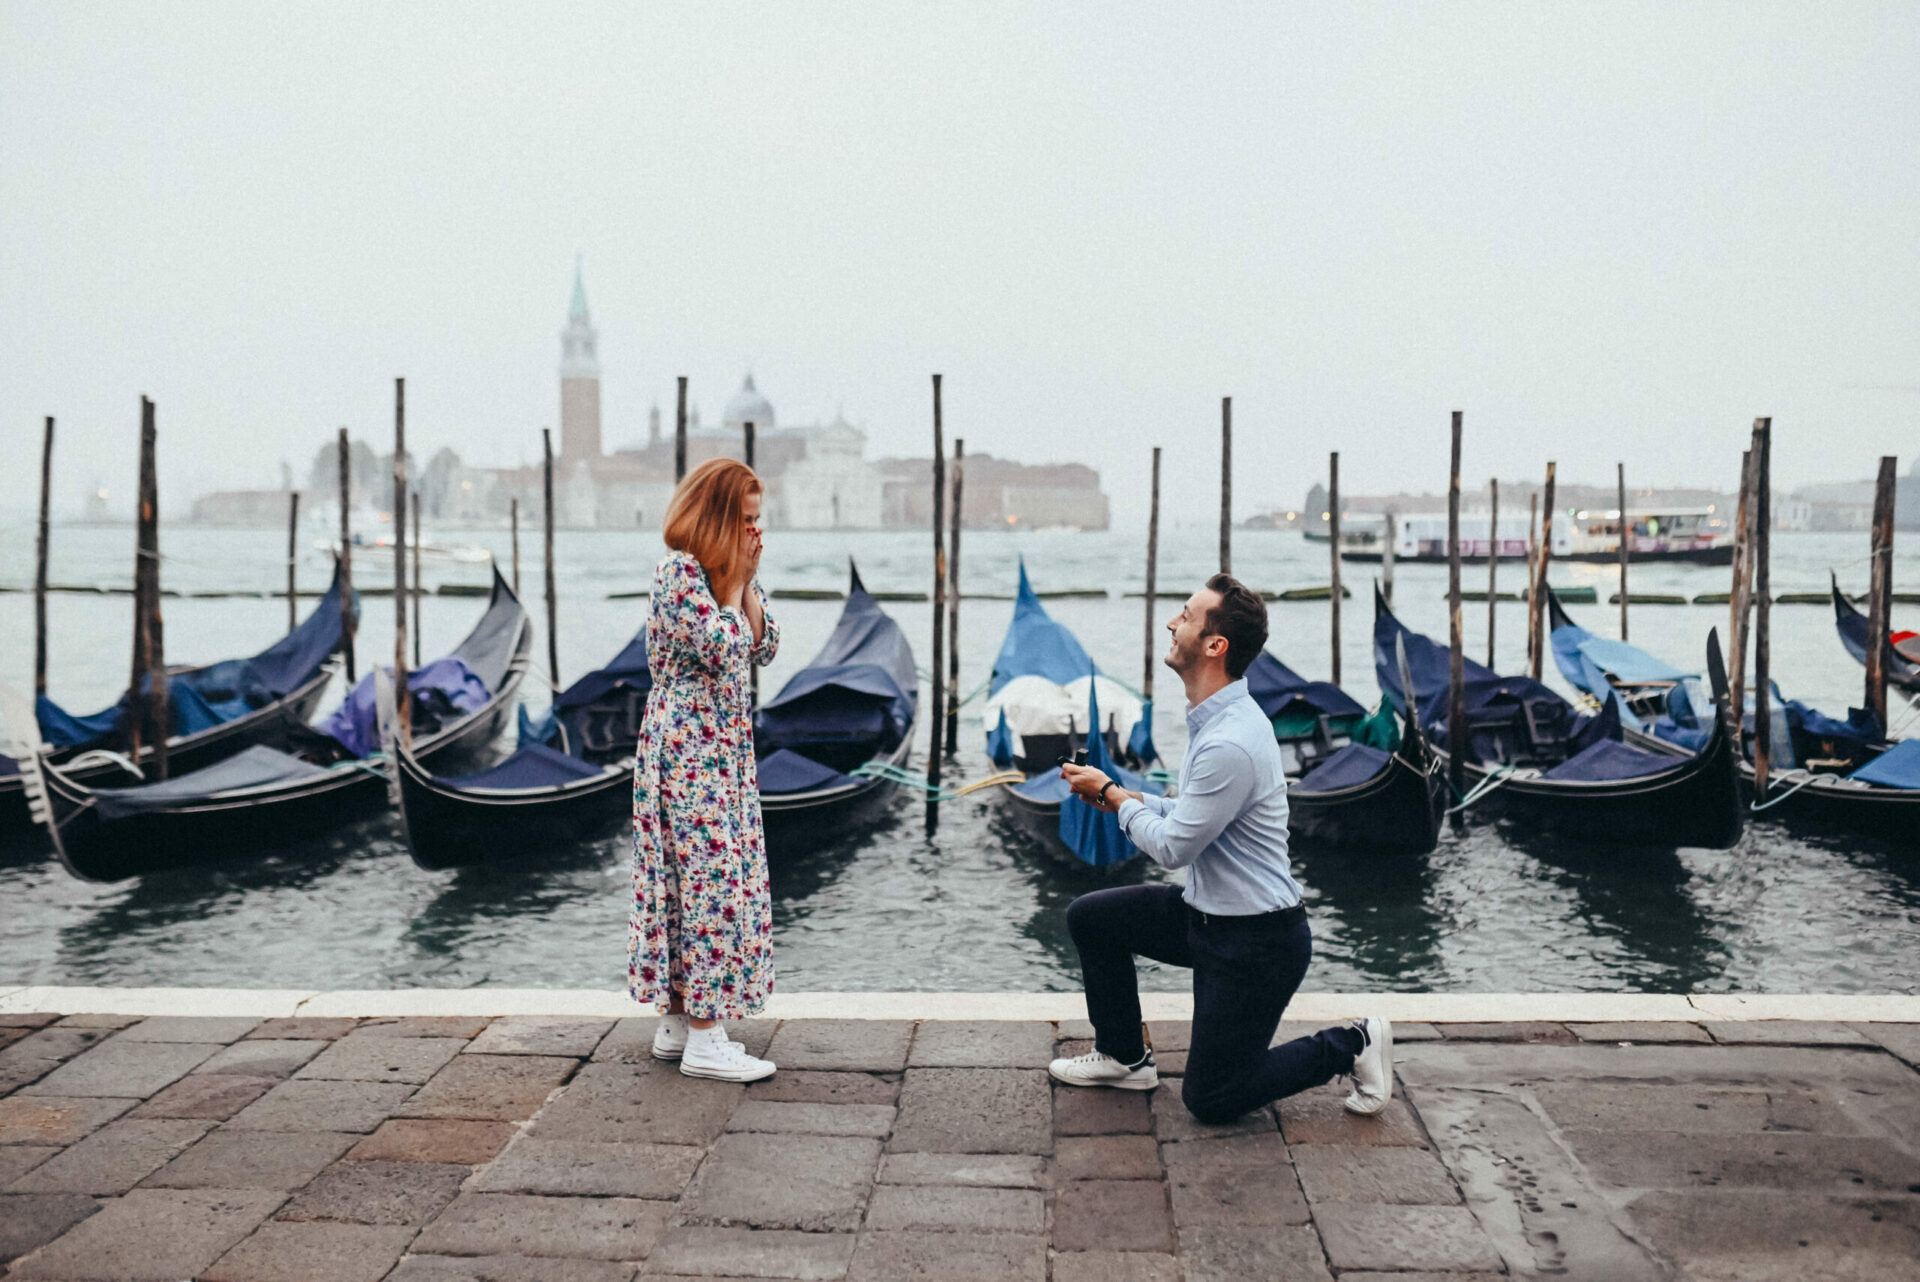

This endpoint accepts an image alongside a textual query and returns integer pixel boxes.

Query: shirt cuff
[1115,796,1149,833]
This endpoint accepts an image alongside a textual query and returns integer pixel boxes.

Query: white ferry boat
[1309,507,1734,565]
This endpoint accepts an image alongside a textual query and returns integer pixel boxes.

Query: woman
[629,458,780,1082]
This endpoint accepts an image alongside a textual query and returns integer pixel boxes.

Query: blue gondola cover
[1245,652,1366,722]
[758,574,916,755]
[1294,742,1391,794]
[1374,604,1585,753]
[1127,700,1159,765]
[1850,738,1920,790]
[92,745,330,821]
[1539,737,1682,782]
[990,563,1095,694]
[757,748,857,795]
[439,743,609,790]
[1056,672,1141,867]
[987,708,1014,767]
[319,658,490,758]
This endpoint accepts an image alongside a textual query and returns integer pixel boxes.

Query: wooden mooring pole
[33,416,53,697]
[1219,397,1232,575]
[1328,452,1342,685]
[1381,509,1396,607]
[927,375,947,830]
[945,438,964,757]
[1486,479,1499,668]
[510,498,521,598]
[286,491,300,633]
[542,427,560,689]
[410,490,423,668]
[1143,447,1161,704]
[1529,463,1557,680]
[1617,462,1630,640]
[1865,455,1897,730]
[393,379,410,742]
[336,427,356,683]
[1727,448,1756,740]
[1752,418,1774,795]
[1524,493,1539,675]
[132,395,168,779]
[674,377,688,483]
[1446,411,1466,826]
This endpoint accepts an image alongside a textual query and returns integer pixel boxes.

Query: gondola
[1375,587,1742,849]
[385,564,918,869]
[1831,575,1920,697]
[1246,651,1446,856]
[1,561,356,838]
[755,565,918,851]
[12,565,530,882]
[1548,585,1918,849]
[985,562,1160,866]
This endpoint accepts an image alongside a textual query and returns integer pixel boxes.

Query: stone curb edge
[0,986,1916,1022]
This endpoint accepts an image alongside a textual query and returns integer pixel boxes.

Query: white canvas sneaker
[1343,1016,1394,1115]
[651,1015,744,1062]
[1048,1047,1159,1091]
[680,1026,777,1083]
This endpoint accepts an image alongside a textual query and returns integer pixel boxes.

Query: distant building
[878,455,1109,530]
[191,488,308,526]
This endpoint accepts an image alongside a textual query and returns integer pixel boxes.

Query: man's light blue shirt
[1114,677,1301,916]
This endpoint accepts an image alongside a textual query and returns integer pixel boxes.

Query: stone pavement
[2,1011,1918,1280]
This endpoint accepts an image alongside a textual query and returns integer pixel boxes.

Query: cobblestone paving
[2,1011,1918,1279]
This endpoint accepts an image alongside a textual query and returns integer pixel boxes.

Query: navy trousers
[1066,883,1361,1124]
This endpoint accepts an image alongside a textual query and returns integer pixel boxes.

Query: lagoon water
[2,521,1916,995]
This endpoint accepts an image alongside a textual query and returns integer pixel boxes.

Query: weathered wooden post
[744,420,755,470]
[411,490,423,668]
[33,417,53,697]
[1219,397,1232,575]
[1865,455,1897,730]
[510,498,521,598]
[1616,462,1630,640]
[1752,418,1774,795]
[1328,452,1342,685]
[337,427,356,683]
[675,376,689,482]
[1529,463,1557,680]
[542,427,560,689]
[1381,509,1396,607]
[132,396,169,778]
[945,438,964,757]
[1728,448,1756,738]
[1486,479,1499,668]
[927,375,947,830]
[1524,492,1539,674]
[286,491,300,632]
[393,379,410,742]
[1143,447,1161,703]
[1446,412,1466,825]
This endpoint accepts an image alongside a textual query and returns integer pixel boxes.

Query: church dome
[723,374,775,430]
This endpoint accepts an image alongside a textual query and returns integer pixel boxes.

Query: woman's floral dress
[628,550,780,1020]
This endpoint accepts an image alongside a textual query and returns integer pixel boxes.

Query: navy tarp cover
[757,748,856,795]
[448,569,529,693]
[93,745,330,820]
[987,708,1014,767]
[1245,652,1366,722]
[1539,737,1681,782]
[1056,675,1154,867]
[1127,699,1159,766]
[1787,700,1881,751]
[518,704,559,750]
[989,562,1095,695]
[439,743,610,791]
[1373,601,1581,748]
[1851,738,1920,790]
[758,573,917,757]
[1294,742,1391,794]
[36,568,353,750]
[319,658,489,759]
[540,626,651,756]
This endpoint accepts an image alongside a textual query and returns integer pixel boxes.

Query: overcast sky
[3,2,1915,526]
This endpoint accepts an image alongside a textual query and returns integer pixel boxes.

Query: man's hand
[1061,763,1133,813]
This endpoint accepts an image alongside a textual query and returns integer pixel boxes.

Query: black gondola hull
[396,753,631,872]
[1288,751,1446,856]
[760,736,912,856]
[1743,763,1920,851]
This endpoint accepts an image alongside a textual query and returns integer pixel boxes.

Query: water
[2,521,1916,995]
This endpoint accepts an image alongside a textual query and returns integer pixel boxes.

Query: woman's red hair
[663,458,762,605]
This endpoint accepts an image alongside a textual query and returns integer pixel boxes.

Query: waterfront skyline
[3,3,1916,527]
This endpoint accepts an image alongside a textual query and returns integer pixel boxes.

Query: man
[1055,573,1391,1124]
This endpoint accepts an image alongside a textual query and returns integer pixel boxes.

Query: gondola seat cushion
[1538,738,1681,782]
[439,743,610,790]
[93,745,329,820]
[1850,739,1920,790]
[757,748,855,795]
[1295,743,1391,794]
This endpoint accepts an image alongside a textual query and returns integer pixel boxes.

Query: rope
[62,749,144,780]
[1750,769,1821,813]
[848,762,1028,803]
[1445,765,1519,815]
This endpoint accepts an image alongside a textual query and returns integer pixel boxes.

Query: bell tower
[559,255,602,465]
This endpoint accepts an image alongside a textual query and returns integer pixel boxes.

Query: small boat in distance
[16,565,530,882]
[1314,507,1733,566]
[1831,575,1920,697]
[1,560,356,840]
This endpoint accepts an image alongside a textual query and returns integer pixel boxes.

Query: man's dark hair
[1202,573,1268,679]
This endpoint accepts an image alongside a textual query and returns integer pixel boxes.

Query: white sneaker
[1343,1017,1394,1115]
[680,1026,777,1083]
[1048,1047,1159,1091]
[651,1014,744,1062]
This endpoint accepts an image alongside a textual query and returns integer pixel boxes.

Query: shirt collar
[1186,679,1248,735]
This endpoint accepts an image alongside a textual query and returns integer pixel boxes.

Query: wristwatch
[1098,781,1120,807]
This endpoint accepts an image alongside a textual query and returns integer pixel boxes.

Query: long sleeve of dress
[748,579,780,667]
[654,554,752,675]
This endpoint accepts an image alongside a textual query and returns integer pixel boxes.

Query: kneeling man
[1056,574,1390,1123]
